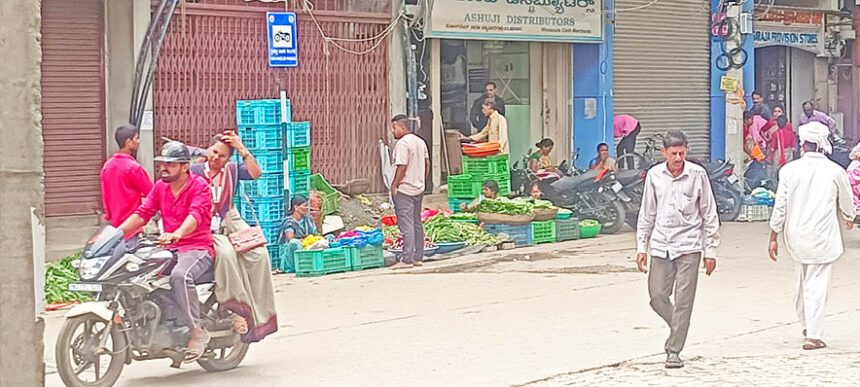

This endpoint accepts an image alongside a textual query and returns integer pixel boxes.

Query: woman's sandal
[802,339,827,350]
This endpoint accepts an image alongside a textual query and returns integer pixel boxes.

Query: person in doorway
[614,114,641,168]
[529,138,557,172]
[768,122,856,350]
[799,101,836,130]
[750,90,772,120]
[462,100,510,155]
[589,143,618,172]
[469,81,506,131]
[390,115,430,270]
[100,124,154,246]
[636,130,720,369]
[278,195,318,272]
[461,180,500,212]
[767,104,796,167]
[117,141,215,360]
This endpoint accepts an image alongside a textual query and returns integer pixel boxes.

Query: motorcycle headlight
[79,256,110,280]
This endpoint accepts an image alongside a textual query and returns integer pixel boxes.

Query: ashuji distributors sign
[428,0,603,43]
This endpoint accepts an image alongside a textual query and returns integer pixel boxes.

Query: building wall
[0,0,46,384]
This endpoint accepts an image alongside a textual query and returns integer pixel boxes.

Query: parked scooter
[512,159,627,234]
[56,227,249,387]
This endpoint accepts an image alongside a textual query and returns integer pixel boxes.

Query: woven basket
[533,208,559,221]
[477,212,535,225]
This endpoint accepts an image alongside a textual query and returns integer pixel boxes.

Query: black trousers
[617,124,641,168]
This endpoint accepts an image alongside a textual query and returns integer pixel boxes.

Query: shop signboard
[427,0,603,43]
[753,8,824,55]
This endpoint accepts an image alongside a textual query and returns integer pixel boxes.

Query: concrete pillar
[0,0,46,385]
[133,0,154,177]
[389,0,407,119]
[106,0,136,155]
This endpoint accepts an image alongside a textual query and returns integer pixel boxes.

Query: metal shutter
[41,0,106,216]
[613,0,711,158]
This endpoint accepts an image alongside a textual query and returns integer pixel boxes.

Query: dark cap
[154,141,191,163]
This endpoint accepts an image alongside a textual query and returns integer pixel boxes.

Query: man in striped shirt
[636,130,721,369]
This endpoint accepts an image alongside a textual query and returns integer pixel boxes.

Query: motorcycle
[512,159,627,234]
[56,226,249,387]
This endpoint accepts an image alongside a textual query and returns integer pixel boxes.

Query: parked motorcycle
[56,227,249,387]
[512,160,627,234]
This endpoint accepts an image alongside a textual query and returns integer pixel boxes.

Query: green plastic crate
[348,245,384,271]
[448,197,471,213]
[462,154,509,176]
[447,174,482,199]
[295,247,352,277]
[480,173,511,195]
[530,220,557,244]
[310,173,339,215]
[556,218,580,241]
[285,146,311,171]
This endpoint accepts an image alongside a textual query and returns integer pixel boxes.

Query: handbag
[228,193,268,253]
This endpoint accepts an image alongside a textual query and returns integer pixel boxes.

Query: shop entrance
[438,40,572,168]
[755,46,815,123]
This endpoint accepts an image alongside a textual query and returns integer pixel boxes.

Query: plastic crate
[236,99,284,126]
[447,174,482,199]
[283,121,311,148]
[529,220,557,244]
[238,197,285,223]
[238,124,282,150]
[239,173,284,197]
[448,197,471,213]
[284,146,311,171]
[483,223,531,247]
[348,245,384,271]
[255,150,284,174]
[462,154,509,176]
[737,205,772,222]
[579,220,602,239]
[266,244,280,267]
[310,173,339,215]
[295,247,352,277]
[555,218,580,241]
[288,169,311,197]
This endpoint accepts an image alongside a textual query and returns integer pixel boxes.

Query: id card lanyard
[205,163,226,232]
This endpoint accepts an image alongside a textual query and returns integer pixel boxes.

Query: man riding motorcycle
[117,141,215,361]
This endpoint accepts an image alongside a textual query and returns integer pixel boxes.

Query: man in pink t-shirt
[100,124,153,242]
[614,114,641,168]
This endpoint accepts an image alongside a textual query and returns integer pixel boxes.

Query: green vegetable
[423,214,500,246]
[532,200,554,209]
[580,219,600,227]
[475,198,534,215]
[45,252,92,304]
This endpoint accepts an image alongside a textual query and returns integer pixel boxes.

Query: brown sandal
[802,339,827,350]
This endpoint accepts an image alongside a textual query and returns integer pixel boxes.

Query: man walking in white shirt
[768,122,856,351]
[636,130,720,369]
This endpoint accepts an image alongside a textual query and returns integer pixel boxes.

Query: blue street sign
[266,12,298,68]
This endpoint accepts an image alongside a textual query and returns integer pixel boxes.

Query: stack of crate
[283,121,312,202]
[234,99,292,262]
[447,154,511,211]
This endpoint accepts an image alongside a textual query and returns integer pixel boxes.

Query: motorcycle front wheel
[599,197,626,234]
[716,184,743,222]
[56,315,127,387]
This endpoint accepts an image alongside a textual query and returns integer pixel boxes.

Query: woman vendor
[278,195,318,272]
[529,138,557,172]
[461,180,500,212]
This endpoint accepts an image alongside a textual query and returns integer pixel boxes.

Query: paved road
[44,222,860,386]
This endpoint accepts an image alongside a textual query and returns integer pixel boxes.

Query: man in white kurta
[768,122,856,350]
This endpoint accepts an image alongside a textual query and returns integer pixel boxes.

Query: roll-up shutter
[614,0,711,158]
[41,0,106,216]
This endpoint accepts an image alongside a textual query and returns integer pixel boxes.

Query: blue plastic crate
[237,124,282,150]
[483,223,531,247]
[239,173,284,197]
[236,99,287,126]
[448,197,471,213]
[266,244,280,269]
[254,150,284,174]
[288,169,311,197]
[283,121,311,148]
[239,197,285,223]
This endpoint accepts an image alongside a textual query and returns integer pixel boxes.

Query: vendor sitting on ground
[461,180,500,212]
[529,138,557,172]
[277,195,318,272]
[589,143,618,172]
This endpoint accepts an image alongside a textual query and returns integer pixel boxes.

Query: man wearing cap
[768,122,856,351]
[118,141,215,359]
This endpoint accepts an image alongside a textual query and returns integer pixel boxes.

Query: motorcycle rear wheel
[197,338,250,372]
[56,315,126,387]
[717,184,743,222]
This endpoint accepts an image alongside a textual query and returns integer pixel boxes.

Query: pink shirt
[100,153,154,229]
[135,173,214,257]
[614,115,639,139]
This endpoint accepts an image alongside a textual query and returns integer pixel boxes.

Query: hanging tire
[55,315,127,387]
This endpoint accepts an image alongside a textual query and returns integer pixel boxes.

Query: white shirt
[769,152,856,264]
[392,133,429,196]
[637,161,721,259]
